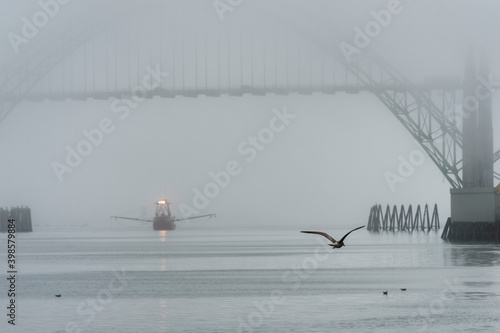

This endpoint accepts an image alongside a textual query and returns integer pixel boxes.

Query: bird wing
[338,225,365,243]
[300,231,337,243]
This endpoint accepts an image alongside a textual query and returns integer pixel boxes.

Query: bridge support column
[442,51,499,242]
[445,187,500,241]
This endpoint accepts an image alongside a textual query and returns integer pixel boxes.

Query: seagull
[55,294,61,297]
[300,226,365,248]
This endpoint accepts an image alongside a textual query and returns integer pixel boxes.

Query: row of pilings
[367,204,440,232]
[0,206,33,232]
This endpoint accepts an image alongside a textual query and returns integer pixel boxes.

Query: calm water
[1,225,500,332]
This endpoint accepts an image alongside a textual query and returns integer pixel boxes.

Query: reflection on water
[460,291,500,300]
[443,244,500,303]
[444,244,500,266]
[160,258,167,271]
[159,230,167,242]
[159,299,168,332]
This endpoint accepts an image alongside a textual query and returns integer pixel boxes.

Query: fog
[1,0,499,230]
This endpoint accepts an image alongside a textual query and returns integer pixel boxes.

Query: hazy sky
[1,0,499,230]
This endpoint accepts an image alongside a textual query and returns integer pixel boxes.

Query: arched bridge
[1,1,499,189]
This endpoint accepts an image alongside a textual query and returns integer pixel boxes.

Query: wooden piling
[367,204,440,232]
[0,206,33,232]
[441,219,499,242]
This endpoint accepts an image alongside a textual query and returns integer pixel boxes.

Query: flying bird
[300,226,365,248]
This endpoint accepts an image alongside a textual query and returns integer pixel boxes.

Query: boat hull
[153,216,176,230]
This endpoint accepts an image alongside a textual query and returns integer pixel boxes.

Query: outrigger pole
[110,213,216,223]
